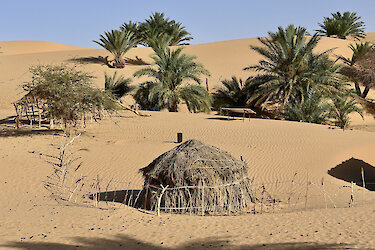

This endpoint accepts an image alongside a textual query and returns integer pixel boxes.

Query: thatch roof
[140,139,254,214]
[140,139,249,188]
[341,49,375,87]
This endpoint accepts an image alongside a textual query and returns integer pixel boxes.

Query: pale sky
[1,0,374,48]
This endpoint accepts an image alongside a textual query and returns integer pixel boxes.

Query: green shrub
[22,64,119,130]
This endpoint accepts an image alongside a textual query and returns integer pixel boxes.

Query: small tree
[104,72,133,100]
[133,82,164,111]
[285,86,331,124]
[22,64,118,132]
[93,30,137,68]
[212,77,249,110]
[330,94,363,129]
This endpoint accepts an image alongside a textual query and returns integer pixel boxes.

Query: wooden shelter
[13,93,49,128]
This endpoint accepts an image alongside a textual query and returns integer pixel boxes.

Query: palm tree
[133,82,164,111]
[134,46,211,112]
[245,25,341,111]
[339,42,374,97]
[137,12,193,47]
[317,11,366,40]
[167,21,193,46]
[120,21,142,45]
[285,85,331,124]
[104,72,133,99]
[212,77,249,109]
[93,30,137,68]
[330,94,363,129]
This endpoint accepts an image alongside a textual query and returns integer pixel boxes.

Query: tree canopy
[317,11,366,40]
[21,64,118,129]
[121,12,193,47]
[134,46,210,112]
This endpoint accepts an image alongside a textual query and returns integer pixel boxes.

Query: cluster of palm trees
[93,12,192,68]
[121,12,192,47]
[214,21,369,128]
[97,11,372,129]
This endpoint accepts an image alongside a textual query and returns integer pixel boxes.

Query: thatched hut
[139,139,254,215]
[340,48,375,98]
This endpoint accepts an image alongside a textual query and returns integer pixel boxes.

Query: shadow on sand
[328,158,375,191]
[89,189,144,208]
[68,56,149,67]
[1,235,356,249]
[0,116,63,137]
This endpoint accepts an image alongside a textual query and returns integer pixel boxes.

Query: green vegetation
[244,25,341,111]
[121,12,192,47]
[241,24,365,129]
[330,94,363,129]
[93,30,137,68]
[212,77,251,109]
[285,85,332,124]
[317,11,366,40]
[22,64,118,130]
[134,45,210,112]
[133,82,164,111]
[104,72,133,100]
[56,11,373,130]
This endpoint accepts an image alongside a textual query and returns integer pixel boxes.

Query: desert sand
[0,33,375,249]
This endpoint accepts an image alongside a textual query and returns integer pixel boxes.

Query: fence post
[349,181,354,207]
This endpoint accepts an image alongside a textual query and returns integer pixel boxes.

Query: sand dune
[0,40,91,55]
[1,34,375,248]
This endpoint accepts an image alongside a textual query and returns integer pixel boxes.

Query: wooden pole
[157,185,168,216]
[13,103,20,129]
[201,181,205,216]
[349,181,354,207]
[361,167,366,200]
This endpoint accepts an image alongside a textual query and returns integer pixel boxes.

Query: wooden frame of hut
[13,93,49,129]
[139,139,255,215]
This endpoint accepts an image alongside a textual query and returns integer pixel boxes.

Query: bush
[330,95,363,129]
[104,72,133,99]
[285,87,332,124]
[22,64,119,130]
[133,82,164,111]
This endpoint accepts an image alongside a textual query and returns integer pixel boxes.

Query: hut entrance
[139,139,255,215]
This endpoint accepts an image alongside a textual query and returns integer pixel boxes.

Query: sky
[1,0,375,48]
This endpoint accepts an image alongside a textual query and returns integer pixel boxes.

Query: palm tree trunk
[168,100,178,112]
[362,85,371,98]
[354,82,362,96]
